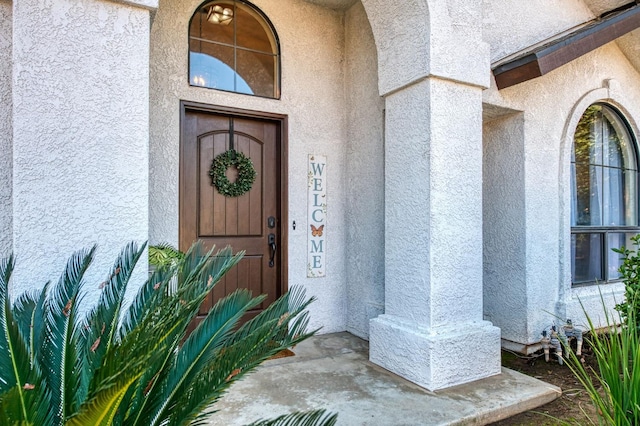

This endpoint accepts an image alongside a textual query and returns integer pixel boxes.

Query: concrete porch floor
[205,332,561,425]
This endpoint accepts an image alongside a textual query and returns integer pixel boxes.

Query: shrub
[0,242,336,426]
[563,294,640,426]
[612,234,640,331]
[148,243,185,269]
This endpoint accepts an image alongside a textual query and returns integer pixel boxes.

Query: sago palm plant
[0,242,336,426]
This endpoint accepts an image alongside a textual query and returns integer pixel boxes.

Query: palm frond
[29,282,49,366]
[20,286,52,425]
[117,280,198,425]
[170,246,245,343]
[0,254,33,423]
[76,243,146,411]
[0,243,323,426]
[66,374,141,426]
[37,246,95,424]
[167,319,308,426]
[175,242,214,290]
[208,288,315,396]
[117,265,174,341]
[111,382,136,425]
[165,246,244,347]
[12,291,37,351]
[0,374,52,426]
[144,289,262,426]
[93,288,180,392]
[0,258,51,426]
[188,246,244,300]
[171,244,239,311]
[0,255,20,394]
[127,247,243,426]
[1,309,34,420]
[0,386,31,425]
[167,288,315,425]
[92,305,179,426]
[230,287,317,348]
[244,409,338,426]
[165,330,278,425]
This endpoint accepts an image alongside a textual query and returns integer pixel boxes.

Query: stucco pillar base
[370,314,501,391]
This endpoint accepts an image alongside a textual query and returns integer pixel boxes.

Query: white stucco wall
[483,0,594,63]
[583,0,630,16]
[149,0,349,333]
[618,30,640,72]
[344,2,384,339]
[11,0,151,304]
[483,40,640,348]
[113,0,158,9]
[483,110,528,344]
[0,0,11,257]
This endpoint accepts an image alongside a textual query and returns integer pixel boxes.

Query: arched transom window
[189,0,280,98]
[571,103,639,285]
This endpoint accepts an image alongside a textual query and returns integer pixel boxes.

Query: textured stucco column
[369,76,501,390]
[11,0,155,302]
[0,0,11,256]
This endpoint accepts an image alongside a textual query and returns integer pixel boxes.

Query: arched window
[571,103,639,285]
[189,1,280,98]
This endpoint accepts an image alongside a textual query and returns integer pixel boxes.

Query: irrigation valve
[541,330,551,362]
[563,319,583,356]
[549,326,564,365]
[541,319,583,365]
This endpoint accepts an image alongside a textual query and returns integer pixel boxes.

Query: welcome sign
[308,155,326,278]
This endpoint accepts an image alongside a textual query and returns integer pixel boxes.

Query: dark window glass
[189,1,280,98]
[236,49,275,97]
[607,233,636,280]
[571,104,639,285]
[572,233,603,283]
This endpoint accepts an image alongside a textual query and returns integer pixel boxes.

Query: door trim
[179,101,289,298]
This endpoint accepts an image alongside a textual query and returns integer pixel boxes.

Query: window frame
[571,227,639,286]
[570,102,640,287]
[187,0,282,99]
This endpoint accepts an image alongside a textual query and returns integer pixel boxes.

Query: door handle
[268,234,277,267]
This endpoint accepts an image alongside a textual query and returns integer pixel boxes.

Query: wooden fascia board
[493,4,640,89]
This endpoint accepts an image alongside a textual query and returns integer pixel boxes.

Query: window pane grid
[573,161,635,171]
[571,103,639,287]
[571,229,640,285]
[189,37,277,56]
[573,162,637,171]
[189,0,280,98]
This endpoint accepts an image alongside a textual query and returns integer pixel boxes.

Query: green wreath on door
[209,149,257,197]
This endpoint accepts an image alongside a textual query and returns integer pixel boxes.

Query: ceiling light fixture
[207,5,233,25]
[192,75,206,86]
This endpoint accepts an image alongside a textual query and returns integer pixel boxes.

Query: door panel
[196,132,264,238]
[181,108,282,322]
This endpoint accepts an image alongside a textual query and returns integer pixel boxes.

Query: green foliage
[209,149,257,197]
[0,242,333,426]
[612,234,640,330]
[247,409,337,426]
[148,243,185,269]
[560,234,640,425]
[563,294,640,426]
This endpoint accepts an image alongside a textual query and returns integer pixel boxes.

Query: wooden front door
[180,104,285,322]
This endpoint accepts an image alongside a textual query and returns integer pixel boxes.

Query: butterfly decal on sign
[310,224,324,237]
